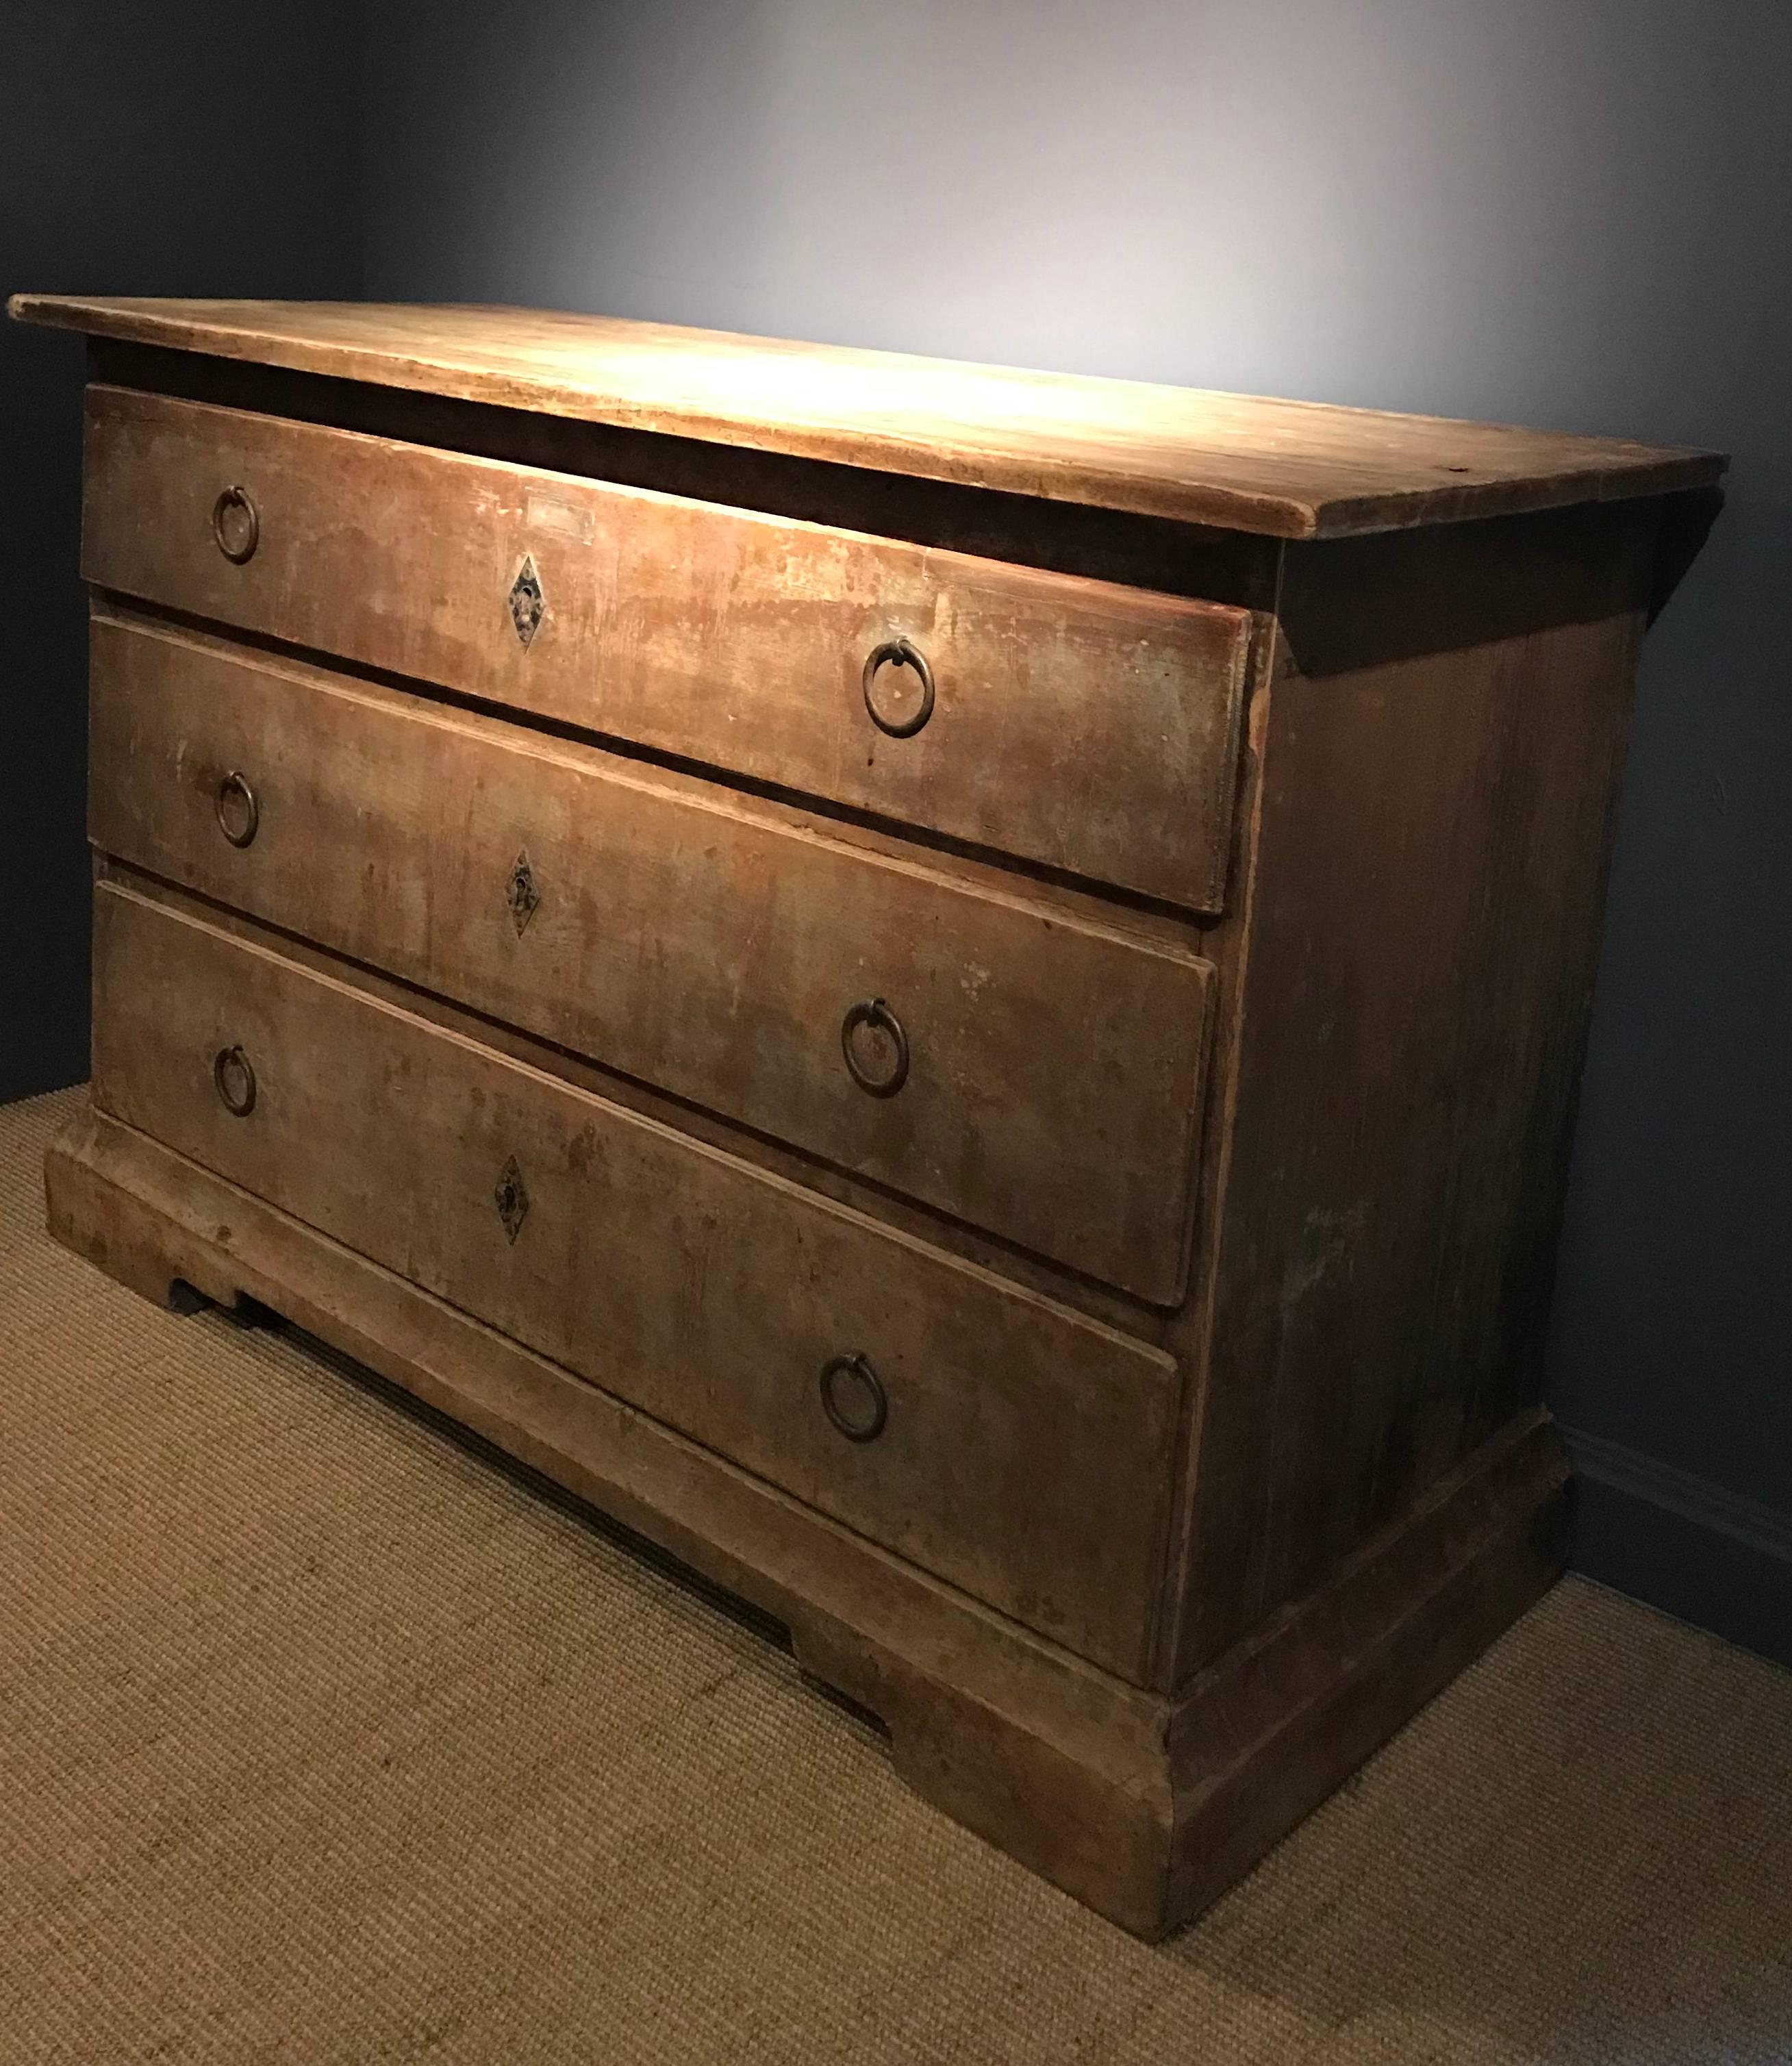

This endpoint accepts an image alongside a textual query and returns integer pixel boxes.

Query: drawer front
[92,883,1178,1677]
[81,384,1252,913]
[91,612,1215,1302]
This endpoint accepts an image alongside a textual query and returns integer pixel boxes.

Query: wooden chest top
[8,294,1724,539]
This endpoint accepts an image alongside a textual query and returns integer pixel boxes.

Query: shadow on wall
[0,319,90,1100]
[1554,496,1792,1493]
[0,0,360,1100]
[1547,493,1792,1651]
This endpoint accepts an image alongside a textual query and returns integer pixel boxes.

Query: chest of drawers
[12,295,1723,1936]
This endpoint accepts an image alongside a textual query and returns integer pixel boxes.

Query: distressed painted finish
[88,607,1214,1300]
[81,384,1252,911]
[17,294,1723,537]
[89,879,1180,1679]
[12,294,1724,1937]
[1163,518,1662,1679]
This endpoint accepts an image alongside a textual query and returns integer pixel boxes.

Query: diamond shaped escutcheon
[494,1155,529,1244]
[505,848,540,935]
[507,555,545,648]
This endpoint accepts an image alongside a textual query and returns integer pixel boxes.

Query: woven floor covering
[3,1087,1791,2065]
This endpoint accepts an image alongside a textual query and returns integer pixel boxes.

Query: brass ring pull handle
[861,636,935,738]
[211,485,260,564]
[840,996,909,1098]
[819,1352,888,1443]
[216,770,259,848]
[212,1044,257,1117]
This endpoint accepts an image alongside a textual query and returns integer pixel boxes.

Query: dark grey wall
[1,0,362,1098]
[362,0,1792,1650]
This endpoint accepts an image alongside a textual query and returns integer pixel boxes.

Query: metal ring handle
[840,996,909,1098]
[212,1044,257,1118]
[819,1352,888,1443]
[211,485,260,564]
[861,637,935,739]
[216,770,259,848]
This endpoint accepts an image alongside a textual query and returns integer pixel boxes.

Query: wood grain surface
[88,880,1181,1678]
[1165,527,1655,1677]
[14,294,1724,537]
[89,608,1214,1300]
[81,384,1252,910]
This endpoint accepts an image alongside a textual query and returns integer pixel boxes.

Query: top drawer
[81,385,1252,912]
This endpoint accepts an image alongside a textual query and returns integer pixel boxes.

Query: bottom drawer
[90,881,1179,1680]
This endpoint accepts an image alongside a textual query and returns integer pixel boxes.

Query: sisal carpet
[3,1086,1790,2066]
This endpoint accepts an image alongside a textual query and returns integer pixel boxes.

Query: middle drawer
[91,609,1215,1303]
